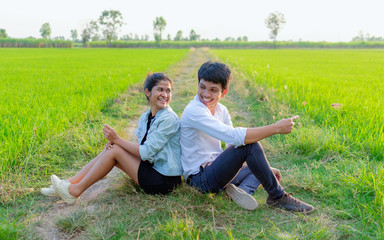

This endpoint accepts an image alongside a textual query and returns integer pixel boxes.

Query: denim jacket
[136,106,182,176]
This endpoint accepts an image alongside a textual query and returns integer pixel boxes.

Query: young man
[180,61,314,213]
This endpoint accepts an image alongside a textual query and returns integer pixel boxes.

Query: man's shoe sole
[226,183,258,210]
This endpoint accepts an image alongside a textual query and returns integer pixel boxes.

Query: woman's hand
[270,167,282,183]
[104,141,114,151]
[102,124,119,144]
[275,115,299,134]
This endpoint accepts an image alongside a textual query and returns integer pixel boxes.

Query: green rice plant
[0,48,188,176]
[212,49,384,238]
[212,49,384,160]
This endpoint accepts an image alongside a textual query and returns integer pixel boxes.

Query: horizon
[1,0,383,42]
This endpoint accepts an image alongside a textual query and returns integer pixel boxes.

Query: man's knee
[248,141,263,151]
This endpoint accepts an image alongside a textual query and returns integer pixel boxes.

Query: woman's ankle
[69,184,82,197]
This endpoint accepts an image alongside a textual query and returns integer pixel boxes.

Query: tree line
[1,10,383,48]
[0,10,287,48]
[72,12,253,46]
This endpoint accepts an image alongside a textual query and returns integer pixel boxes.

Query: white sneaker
[226,183,258,210]
[51,175,78,205]
[40,185,59,197]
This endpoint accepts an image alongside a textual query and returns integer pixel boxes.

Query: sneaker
[40,185,59,197]
[51,175,78,205]
[266,193,314,214]
[226,183,258,210]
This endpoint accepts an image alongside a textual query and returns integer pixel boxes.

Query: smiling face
[145,80,172,116]
[198,79,228,114]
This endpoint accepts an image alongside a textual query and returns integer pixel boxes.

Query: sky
[1,0,383,42]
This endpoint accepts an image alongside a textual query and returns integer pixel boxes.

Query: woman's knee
[109,144,124,156]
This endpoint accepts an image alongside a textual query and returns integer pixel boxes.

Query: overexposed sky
[1,0,383,42]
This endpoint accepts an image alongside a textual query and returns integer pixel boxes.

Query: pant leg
[230,164,249,185]
[189,142,284,198]
[244,142,284,198]
[231,165,261,195]
[189,146,245,193]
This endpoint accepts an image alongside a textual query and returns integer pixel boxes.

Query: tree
[81,28,91,46]
[352,31,384,42]
[89,20,100,41]
[99,10,124,46]
[189,29,200,41]
[265,12,286,48]
[54,36,65,40]
[153,16,166,44]
[81,20,99,46]
[70,29,78,42]
[352,30,365,42]
[224,37,235,41]
[0,29,7,38]
[242,36,248,42]
[368,36,384,41]
[120,34,132,41]
[174,30,183,41]
[40,23,51,39]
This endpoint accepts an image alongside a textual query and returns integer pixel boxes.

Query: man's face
[197,79,227,112]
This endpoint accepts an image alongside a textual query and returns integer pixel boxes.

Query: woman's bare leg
[68,145,141,197]
[68,149,107,184]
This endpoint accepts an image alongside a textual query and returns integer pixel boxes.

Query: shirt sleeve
[139,114,179,162]
[183,104,246,147]
[222,107,234,148]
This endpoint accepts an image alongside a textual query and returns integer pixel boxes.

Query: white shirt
[180,95,247,179]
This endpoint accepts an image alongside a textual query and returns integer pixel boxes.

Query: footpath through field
[31,48,209,239]
[28,48,354,239]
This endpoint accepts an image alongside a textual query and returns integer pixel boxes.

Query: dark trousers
[188,142,284,198]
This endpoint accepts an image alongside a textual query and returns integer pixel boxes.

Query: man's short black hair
[198,61,232,91]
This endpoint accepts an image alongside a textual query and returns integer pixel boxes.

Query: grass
[56,210,93,234]
[212,49,384,238]
[0,48,188,238]
[212,49,384,160]
[0,48,188,201]
[1,48,383,239]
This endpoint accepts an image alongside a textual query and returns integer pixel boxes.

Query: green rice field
[213,49,384,238]
[213,49,384,161]
[1,48,384,238]
[0,48,188,175]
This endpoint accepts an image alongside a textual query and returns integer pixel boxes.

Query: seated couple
[42,62,314,214]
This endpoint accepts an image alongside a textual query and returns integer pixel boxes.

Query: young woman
[41,73,182,204]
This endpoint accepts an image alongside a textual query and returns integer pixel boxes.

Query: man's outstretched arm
[244,116,299,144]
